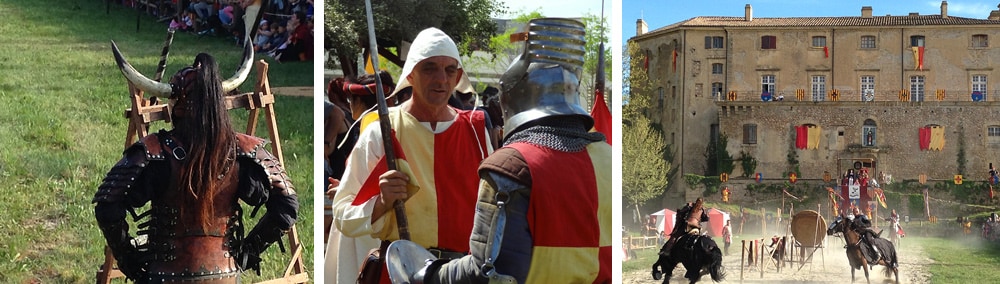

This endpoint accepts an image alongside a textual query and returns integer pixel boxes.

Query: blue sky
[623,0,999,40]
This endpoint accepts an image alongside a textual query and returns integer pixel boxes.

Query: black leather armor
[94,130,297,283]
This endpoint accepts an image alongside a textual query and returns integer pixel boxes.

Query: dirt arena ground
[624,237,931,284]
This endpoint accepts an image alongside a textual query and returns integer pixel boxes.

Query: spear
[363,0,410,240]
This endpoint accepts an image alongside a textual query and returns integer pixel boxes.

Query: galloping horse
[827,216,899,283]
[651,233,726,283]
[886,217,902,247]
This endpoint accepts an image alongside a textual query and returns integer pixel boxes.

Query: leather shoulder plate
[235,134,295,196]
[93,134,163,203]
[478,147,531,186]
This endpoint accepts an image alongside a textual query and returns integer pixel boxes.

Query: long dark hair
[173,53,238,230]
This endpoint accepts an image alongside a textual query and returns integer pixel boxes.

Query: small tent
[650,208,676,236]
[705,208,731,238]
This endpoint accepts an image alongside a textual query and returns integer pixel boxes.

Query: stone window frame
[711,82,724,99]
[811,36,827,48]
[705,36,724,49]
[761,75,776,95]
[811,75,826,102]
[972,34,989,48]
[761,35,777,50]
[910,75,925,102]
[711,63,723,74]
[911,35,925,47]
[988,125,1000,145]
[972,74,987,99]
[860,75,875,101]
[862,119,877,147]
[743,123,758,145]
[860,35,877,49]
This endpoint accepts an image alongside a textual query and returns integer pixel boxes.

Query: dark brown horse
[651,234,726,283]
[827,216,899,283]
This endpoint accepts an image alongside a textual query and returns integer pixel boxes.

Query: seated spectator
[274,12,312,62]
[263,22,287,54]
[169,14,191,32]
[255,19,273,51]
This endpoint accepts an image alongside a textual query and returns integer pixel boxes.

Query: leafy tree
[623,41,654,120]
[705,135,734,177]
[739,150,757,178]
[325,0,507,78]
[623,114,669,225]
[579,13,612,108]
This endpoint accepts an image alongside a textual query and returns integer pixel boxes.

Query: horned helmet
[498,18,590,138]
[110,39,254,116]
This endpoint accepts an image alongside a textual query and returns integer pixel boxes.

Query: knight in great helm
[93,39,298,283]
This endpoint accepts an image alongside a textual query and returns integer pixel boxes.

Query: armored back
[499,18,590,138]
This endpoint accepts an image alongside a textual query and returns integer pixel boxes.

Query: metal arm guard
[233,134,299,273]
[93,137,165,280]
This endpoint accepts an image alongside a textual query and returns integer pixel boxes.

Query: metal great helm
[499,18,591,137]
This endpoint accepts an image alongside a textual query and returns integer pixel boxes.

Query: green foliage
[739,151,757,178]
[0,1,313,281]
[623,41,655,120]
[958,125,967,175]
[623,115,669,208]
[704,135,734,177]
[683,174,704,188]
[324,0,507,76]
[910,194,928,218]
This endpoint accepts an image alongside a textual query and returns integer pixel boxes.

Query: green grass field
[0,0,314,282]
[906,236,1000,283]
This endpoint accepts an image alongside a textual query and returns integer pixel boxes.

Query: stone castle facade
[629,2,1000,209]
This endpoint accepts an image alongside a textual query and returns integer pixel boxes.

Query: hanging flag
[919,127,931,150]
[911,46,925,70]
[643,55,649,71]
[590,40,611,145]
[827,187,841,216]
[875,188,887,208]
[672,49,678,72]
[807,125,822,149]
[364,54,376,74]
[795,125,808,149]
[823,46,829,58]
[930,126,946,150]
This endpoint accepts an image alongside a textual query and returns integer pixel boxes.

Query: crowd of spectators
[118,0,314,62]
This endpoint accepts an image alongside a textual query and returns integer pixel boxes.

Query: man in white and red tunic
[330,27,493,283]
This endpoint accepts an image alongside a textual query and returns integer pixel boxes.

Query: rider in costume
[94,41,298,283]
[848,206,881,262]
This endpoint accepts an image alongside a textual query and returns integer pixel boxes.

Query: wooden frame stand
[97,60,308,284]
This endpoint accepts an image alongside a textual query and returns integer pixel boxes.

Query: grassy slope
[0,1,314,282]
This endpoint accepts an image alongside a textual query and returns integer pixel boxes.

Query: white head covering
[391,27,475,97]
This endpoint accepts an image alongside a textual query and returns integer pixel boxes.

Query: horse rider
[662,198,710,257]
[848,207,882,262]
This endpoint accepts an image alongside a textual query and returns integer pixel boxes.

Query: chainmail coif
[503,117,605,152]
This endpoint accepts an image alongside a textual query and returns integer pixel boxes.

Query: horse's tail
[708,246,727,282]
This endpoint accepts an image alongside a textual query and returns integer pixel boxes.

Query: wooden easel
[97,60,308,284]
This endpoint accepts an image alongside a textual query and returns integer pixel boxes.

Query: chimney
[862,6,873,18]
[636,19,648,36]
[941,1,948,19]
[909,12,919,17]
[991,10,1000,20]
[745,4,753,21]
